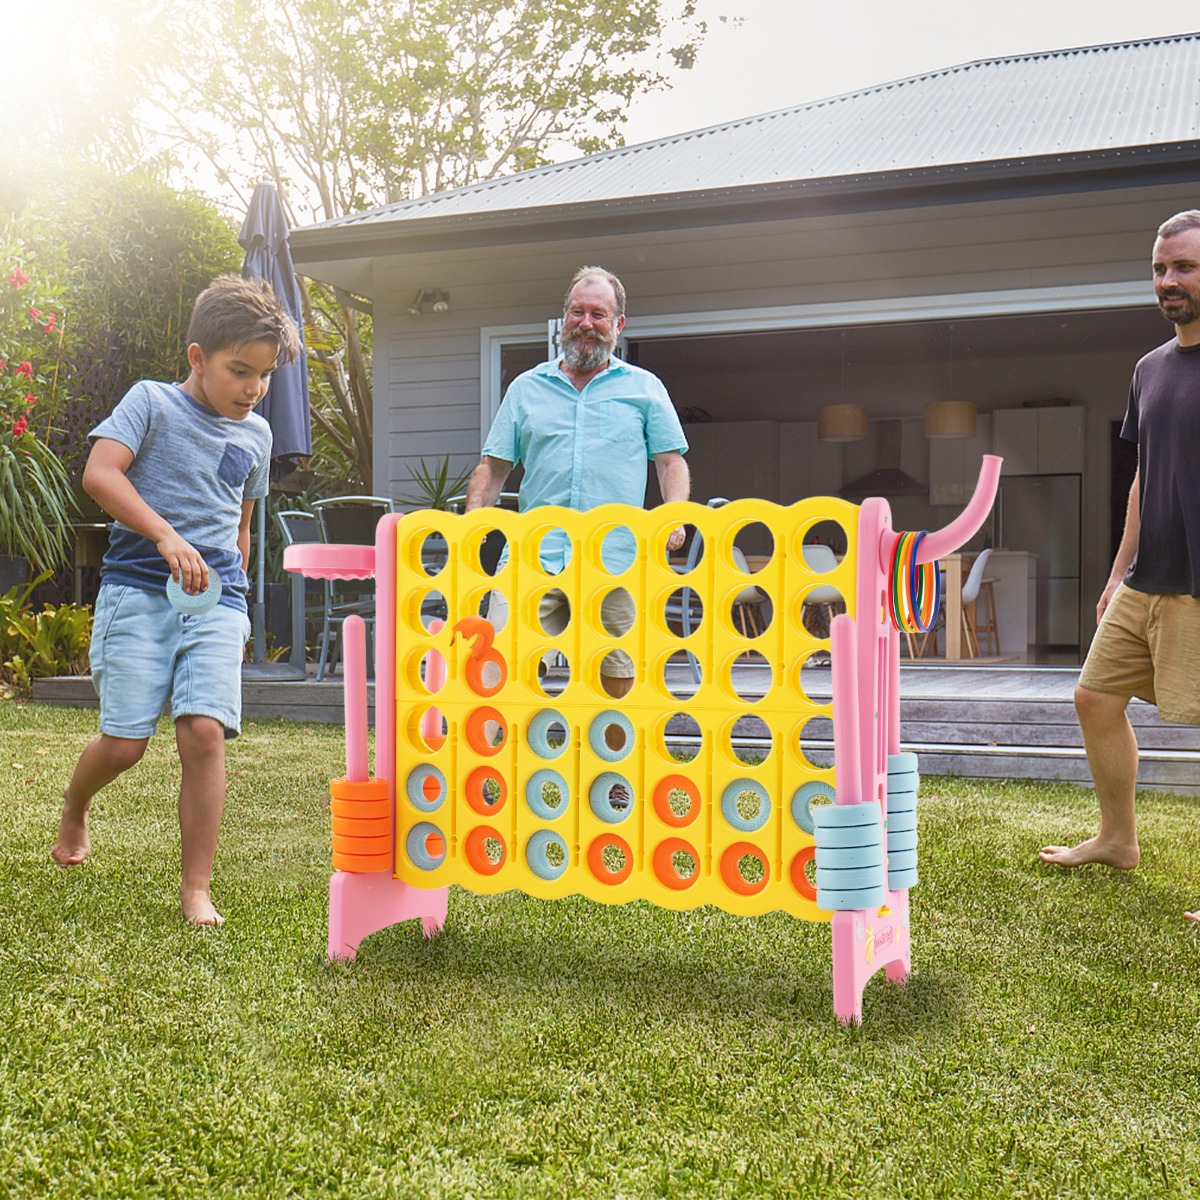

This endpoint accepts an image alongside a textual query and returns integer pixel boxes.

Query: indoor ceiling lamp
[817,403,868,443]
[924,400,978,439]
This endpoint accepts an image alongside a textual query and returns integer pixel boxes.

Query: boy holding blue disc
[51,275,300,925]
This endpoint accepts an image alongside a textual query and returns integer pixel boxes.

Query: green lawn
[3,701,1199,1199]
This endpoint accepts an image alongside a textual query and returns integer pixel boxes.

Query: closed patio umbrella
[239,178,311,675]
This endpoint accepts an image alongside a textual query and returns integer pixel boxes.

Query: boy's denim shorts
[89,583,251,740]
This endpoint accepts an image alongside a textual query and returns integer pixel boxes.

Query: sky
[2,1,1197,209]
[620,1,1198,146]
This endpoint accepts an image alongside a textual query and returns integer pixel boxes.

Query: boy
[51,274,301,925]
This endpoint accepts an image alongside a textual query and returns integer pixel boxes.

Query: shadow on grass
[320,893,967,1034]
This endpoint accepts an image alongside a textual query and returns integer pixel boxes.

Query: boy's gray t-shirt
[90,380,272,611]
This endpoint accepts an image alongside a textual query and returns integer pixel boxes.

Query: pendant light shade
[817,403,868,443]
[925,400,977,439]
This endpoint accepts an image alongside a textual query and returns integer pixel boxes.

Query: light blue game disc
[166,570,222,614]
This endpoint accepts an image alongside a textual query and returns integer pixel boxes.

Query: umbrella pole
[254,498,267,663]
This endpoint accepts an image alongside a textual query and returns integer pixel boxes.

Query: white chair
[730,545,768,637]
[914,548,997,658]
[800,543,844,642]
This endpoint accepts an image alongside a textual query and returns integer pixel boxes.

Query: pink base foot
[831,892,912,1024]
[328,870,449,960]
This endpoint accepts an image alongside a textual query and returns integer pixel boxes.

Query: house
[289,32,1200,663]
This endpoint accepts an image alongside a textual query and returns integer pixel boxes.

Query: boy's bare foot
[1038,837,1139,870]
[1185,911,1200,923]
[181,887,224,927]
[51,794,91,866]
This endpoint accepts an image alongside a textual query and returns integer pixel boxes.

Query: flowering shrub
[0,249,76,571]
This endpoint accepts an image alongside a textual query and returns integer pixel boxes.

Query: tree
[131,0,708,489]
[4,165,243,485]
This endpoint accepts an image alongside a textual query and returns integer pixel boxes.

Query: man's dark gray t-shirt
[1121,338,1200,596]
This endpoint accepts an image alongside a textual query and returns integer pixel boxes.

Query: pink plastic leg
[831,894,912,1024]
[328,871,449,960]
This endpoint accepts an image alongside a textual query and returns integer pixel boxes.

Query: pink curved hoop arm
[879,455,1002,567]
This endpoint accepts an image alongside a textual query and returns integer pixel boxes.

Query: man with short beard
[465,266,690,701]
[1040,211,1200,922]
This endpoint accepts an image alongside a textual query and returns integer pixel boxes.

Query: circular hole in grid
[600,585,635,638]
[587,834,633,884]
[653,837,700,890]
[536,527,572,575]
[662,650,702,700]
[599,524,636,575]
[537,648,571,697]
[411,706,448,752]
[795,655,833,703]
[420,530,448,577]
[796,715,835,770]
[720,841,770,895]
[466,766,507,815]
[664,587,703,637]
[475,527,508,577]
[654,774,700,827]
[668,526,704,572]
[661,710,701,764]
[797,584,846,652]
[729,581,771,639]
[418,589,448,632]
[539,591,570,637]
[730,650,770,702]
[801,519,849,560]
[732,521,775,567]
[415,647,447,695]
[728,713,771,765]
[484,588,509,632]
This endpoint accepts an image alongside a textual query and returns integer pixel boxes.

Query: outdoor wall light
[407,288,451,315]
[817,403,868,442]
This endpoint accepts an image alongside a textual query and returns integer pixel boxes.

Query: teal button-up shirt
[482,356,688,573]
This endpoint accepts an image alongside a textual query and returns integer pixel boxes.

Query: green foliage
[0,575,91,694]
[11,166,243,482]
[395,455,474,511]
[0,246,77,568]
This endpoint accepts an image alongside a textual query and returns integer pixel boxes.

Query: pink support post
[321,514,449,959]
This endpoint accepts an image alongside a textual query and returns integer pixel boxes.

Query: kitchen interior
[627,306,1168,666]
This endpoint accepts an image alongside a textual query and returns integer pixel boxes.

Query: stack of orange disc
[330,778,393,873]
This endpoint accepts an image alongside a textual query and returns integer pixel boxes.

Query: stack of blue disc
[886,752,920,891]
[813,800,886,910]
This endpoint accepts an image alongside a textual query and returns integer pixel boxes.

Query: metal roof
[292,32,1200,255]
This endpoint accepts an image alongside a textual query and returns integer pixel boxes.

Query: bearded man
[465,266,690,699]
[1039,211,1200,923]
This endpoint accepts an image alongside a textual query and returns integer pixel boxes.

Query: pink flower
[40,312,57,333]
[0,360,6,373]
[6,267,29,289]
[14,360,32,378]
[28,307,39,321]
[12,415,27,437]
[24,393,36,406]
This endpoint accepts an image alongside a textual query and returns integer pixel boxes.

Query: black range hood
[839,419,926,500]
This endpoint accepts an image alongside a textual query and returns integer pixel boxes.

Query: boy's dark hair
[186,274,301,364]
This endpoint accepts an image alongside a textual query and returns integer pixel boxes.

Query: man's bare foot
[181,887,224,927]
[1038,837,1139,870]
[51,794,91,866]
[1185,911,1200,923]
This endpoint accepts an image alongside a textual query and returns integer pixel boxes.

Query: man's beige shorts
[1079,584,1200,724]
[486,585,636,679]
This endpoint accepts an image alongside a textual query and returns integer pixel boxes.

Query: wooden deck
[32,661,1200,795]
